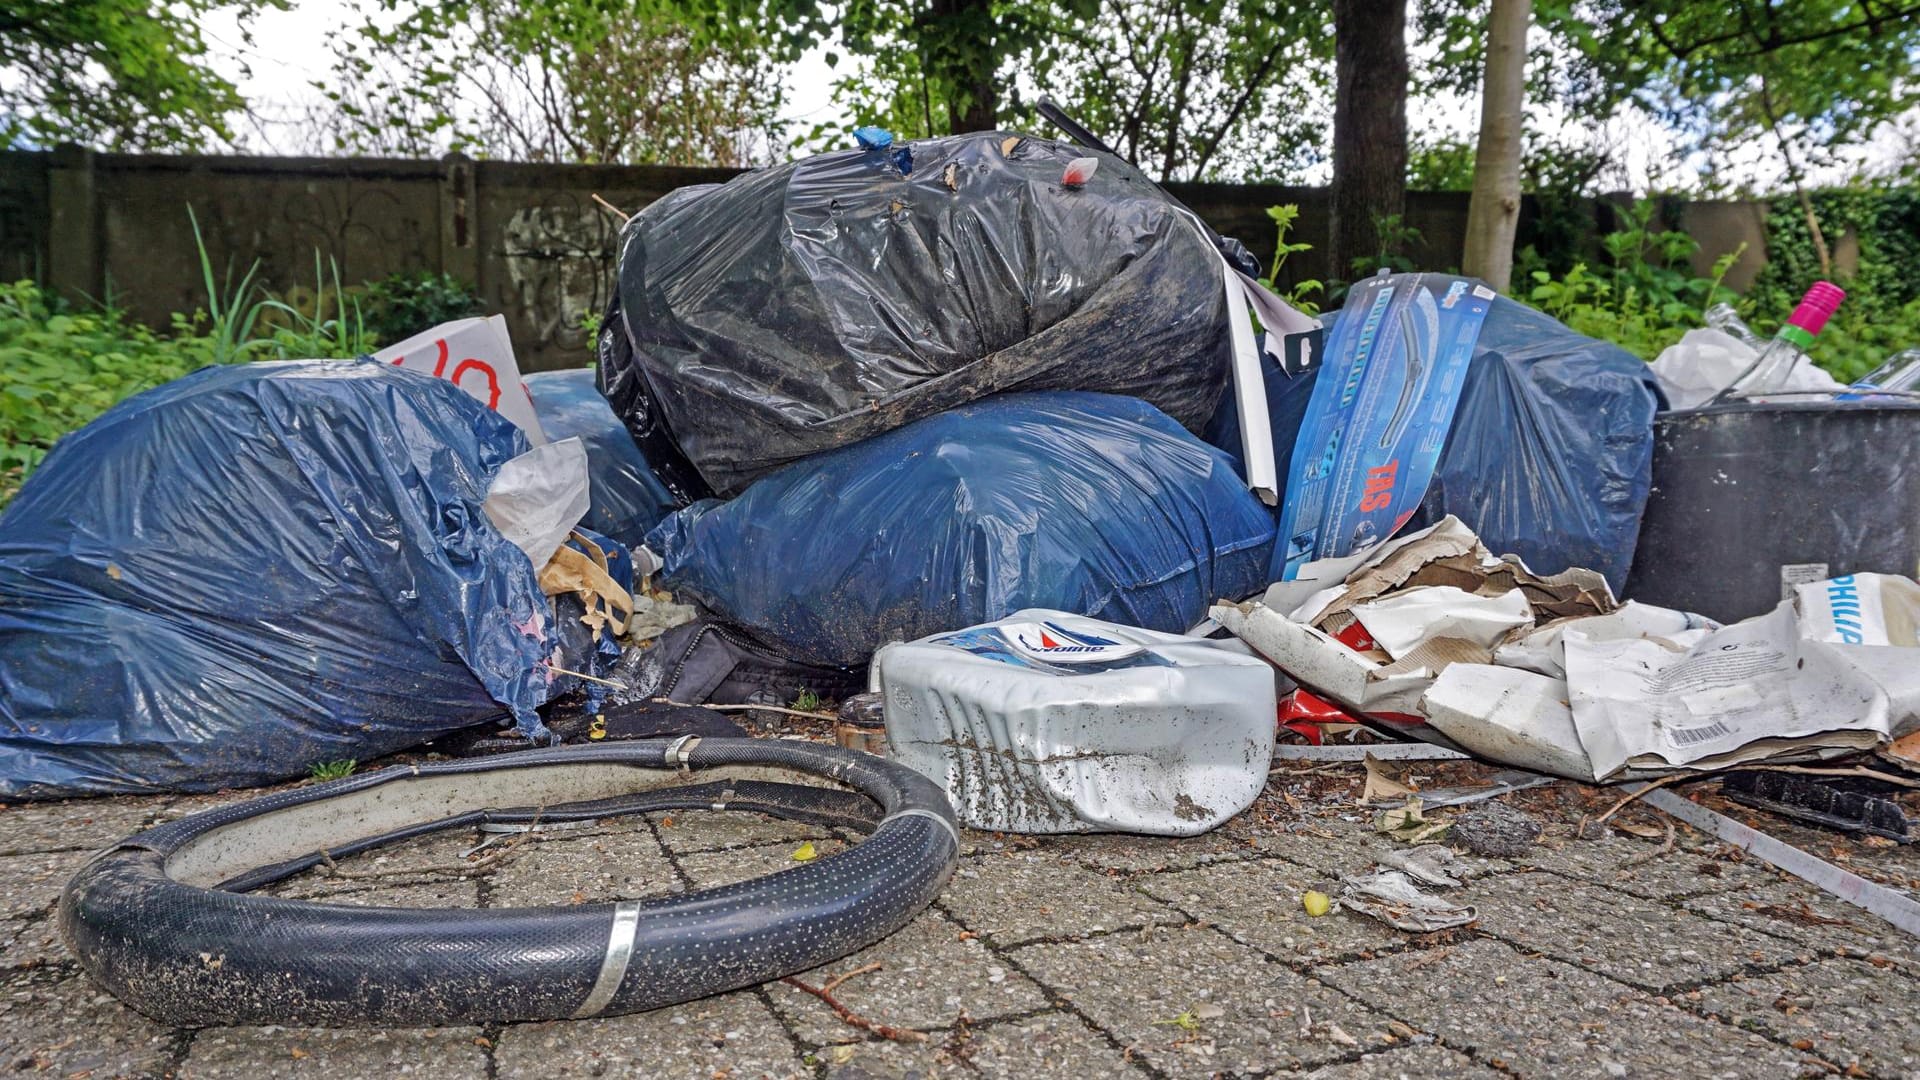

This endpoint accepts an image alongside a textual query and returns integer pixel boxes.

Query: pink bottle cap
[1786,281,1845,336]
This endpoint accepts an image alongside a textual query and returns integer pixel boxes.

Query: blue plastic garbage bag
[524,369,678,549]
[646,391,1278,668]
[1205,296,1664,592]
[0,360,562,800]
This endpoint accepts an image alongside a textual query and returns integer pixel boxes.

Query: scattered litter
[1375,799,1450,844]
[1361,754,1418,804]
[1302,891,1332,917]
[1061,156,1098,187]
[1338,870,1477,932]
[1379,844,1464,887]
[1447,801,1542,858]
[790,842,820,862]
[1721,770,1913,843]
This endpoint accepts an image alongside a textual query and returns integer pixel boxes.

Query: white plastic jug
[872,610,1279,836]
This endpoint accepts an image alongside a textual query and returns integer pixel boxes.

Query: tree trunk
[926,0,998,132]
[1462,0,1531,291]
[1330,0,1409,283]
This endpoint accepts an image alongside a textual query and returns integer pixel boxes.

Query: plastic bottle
[1852,348,1920,394]
[1703,302,1763,349]
[1719,282,1846,400]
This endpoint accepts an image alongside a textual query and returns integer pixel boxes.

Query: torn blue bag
[0,360,564,799]
[646,391,1277,668]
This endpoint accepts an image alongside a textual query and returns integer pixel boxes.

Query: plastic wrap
[646,391,1277,668]
[0,361,559,799]
[600,131,1237,497]
[524,369,679,549]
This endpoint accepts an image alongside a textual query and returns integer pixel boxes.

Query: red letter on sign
[449,359,503,410]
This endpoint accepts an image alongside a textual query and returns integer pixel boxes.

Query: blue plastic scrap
[0,360,565,799]
[853,126,893,151]
[524,369,679,550]
[646,391,1278,669]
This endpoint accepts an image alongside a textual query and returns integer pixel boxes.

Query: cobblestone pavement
[3,759,1918,1079]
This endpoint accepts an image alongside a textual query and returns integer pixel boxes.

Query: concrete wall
[0,147,1778,371]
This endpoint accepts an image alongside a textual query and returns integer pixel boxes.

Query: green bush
[0,282,219,504]
[360,271,483,346]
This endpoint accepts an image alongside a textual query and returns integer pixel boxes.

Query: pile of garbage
[8,126,1914,818]
[15,122,1920,1031]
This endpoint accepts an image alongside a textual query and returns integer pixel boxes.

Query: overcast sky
[199,0,1909,193]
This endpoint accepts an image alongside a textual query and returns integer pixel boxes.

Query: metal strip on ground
[1642,787,1920,939]
[1273,744,1471,762]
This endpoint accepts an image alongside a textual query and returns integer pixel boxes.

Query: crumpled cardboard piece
[1217,516,1613,717]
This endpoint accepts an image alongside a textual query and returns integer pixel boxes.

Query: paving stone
[1466,870,1812,992]
[1516,831,1782,900]
[1298,1043,1502,1078]
[1682,880,1920,965]
[807,1030,973,1077]
[0,916,68,971]
[265,876,481,909]
[955,1010,1142,1078]
[1317,937,1813,1079]
[181,1025,486,1078]
[0,795,174,854]
[495,990,808,1079]
[0,974,176,1077]
[676,837,854,891]
[1690,957,1920,1076]
[1042,830,1283,875]
[1137,857,1401,965]
[651,809,840,855]
[485,826,684,908]
[0,850,91,919]
[1015,924,1396,1077]
[768,909,1046,1042]
[938,852,1185,947]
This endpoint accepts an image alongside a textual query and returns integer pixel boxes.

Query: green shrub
[0,282,222,504]
[360,271,483,346]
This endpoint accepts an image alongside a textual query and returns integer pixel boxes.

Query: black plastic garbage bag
[645,391,1278,668]
[1205,296,1664,592]
[524,369,678,550]
[600,131,1237,498]
[0,361,562,799]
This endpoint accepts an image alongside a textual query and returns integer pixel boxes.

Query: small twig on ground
[819,962,883,995]
[783,965,927,1043]
[1617,817,1677,869]
[1579,775,1688,837]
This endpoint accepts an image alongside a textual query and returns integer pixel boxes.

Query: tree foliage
[324,0,785,165]
[0,0,279,150]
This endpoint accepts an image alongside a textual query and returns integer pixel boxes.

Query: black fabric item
[623,621,864,706]
[432,699,747,757]
[599,131,1238,497]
